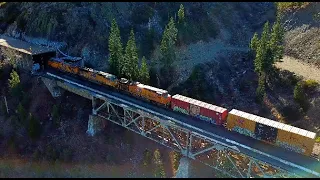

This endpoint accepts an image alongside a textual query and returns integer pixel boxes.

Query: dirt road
[275,56,320,83]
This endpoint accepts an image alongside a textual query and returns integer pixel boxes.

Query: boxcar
[276,124,316,156]
[171,94,228,125]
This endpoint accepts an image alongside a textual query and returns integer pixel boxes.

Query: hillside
[1,2,320,178]
[281,2,320,67]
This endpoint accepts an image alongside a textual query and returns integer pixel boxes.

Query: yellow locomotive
[47,58,171,107]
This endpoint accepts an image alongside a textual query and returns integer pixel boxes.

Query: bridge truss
[45,73,309,178]
[91,95,300,178]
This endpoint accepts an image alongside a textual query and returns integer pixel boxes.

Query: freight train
[45,57,317,157]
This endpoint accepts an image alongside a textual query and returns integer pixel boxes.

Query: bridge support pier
[41,77,64,97]
[175,157,191,178]
[87,114,106,136]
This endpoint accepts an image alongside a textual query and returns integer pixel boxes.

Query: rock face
[87,115,106,136]
[0,2,276,70]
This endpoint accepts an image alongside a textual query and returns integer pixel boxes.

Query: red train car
[171,94,228,125]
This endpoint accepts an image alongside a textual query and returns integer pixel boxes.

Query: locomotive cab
[119,78,130,91]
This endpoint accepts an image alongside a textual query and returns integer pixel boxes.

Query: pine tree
[139,56,150,84]
[123,29,139,80]
[254,21,270,75]
[250,32,259,52]
[178,4,185,24]
[108,18,124,77]
[256,72,266,102]
[269,15,284,63]
[153,149,166,178]
[160,17,178,66]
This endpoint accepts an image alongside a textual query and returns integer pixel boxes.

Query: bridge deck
[44,69,320,177]
[0,35,56,55]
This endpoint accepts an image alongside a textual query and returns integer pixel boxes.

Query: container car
[227,109,316,156]
[171,94,228,125]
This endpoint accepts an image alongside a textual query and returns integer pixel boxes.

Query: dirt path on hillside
[275,55,320,83]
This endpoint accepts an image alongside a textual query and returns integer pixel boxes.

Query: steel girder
[91,95,301,178]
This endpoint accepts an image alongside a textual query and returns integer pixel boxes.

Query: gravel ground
[275,55,320,83]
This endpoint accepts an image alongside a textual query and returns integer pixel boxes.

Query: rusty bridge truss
[43,72,316,178]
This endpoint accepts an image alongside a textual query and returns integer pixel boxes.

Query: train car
[227,109,316,156]
[226,109,258,139]
[79,67,118,88]
[136,84,171,107]
[276,124,316,156]
[48,58,80,74]
[171,94,228,125]
[128,81,142,97]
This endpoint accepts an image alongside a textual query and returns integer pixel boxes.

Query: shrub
[142,149,152,166]
[276,2,310,13]
[280,105,302,123]
[17,103,27,123]
[153,149,166,178]
[8,69,22,97]
[303,79,319,91]
[293,81,309,111]
[171,151,181,173]
[28,113,41,140]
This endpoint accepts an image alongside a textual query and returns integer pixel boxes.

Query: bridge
[1,35,320,178]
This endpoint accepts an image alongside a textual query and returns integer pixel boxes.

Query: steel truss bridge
[1,34,319,178]
[40,71,320,178]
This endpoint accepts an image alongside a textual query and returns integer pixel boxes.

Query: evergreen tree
[123,29,139,80]
[8,69,21,97]
[178,4,185,24]
[254,21,270,75]
[250,32,259,52]
[8,69,20,90]
[142,149,152,166]
[139,56,150,84]
[256,73,266,102]
[160,17,178,67]
[153,149,166,178]
[108,18,123,77]
[28,113,41,139]
[269,15,284,63]
[17,102,27,123]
